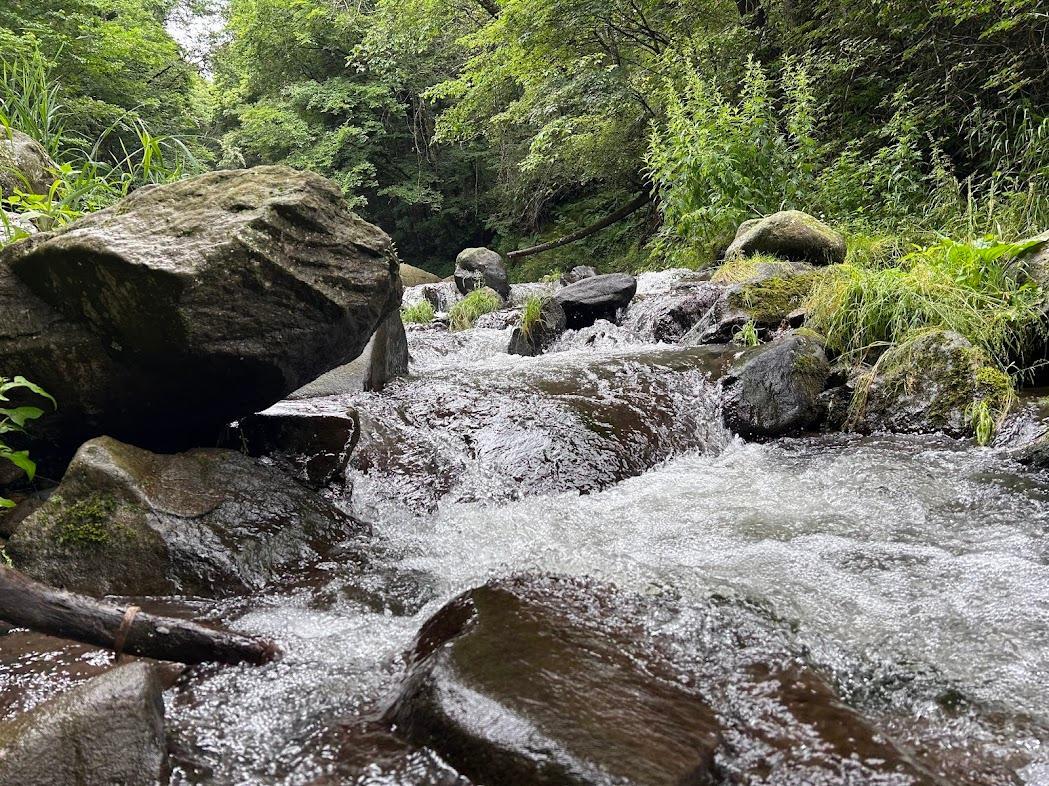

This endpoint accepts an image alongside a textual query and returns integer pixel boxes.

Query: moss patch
[712,253,796,284]
[49,493,119,547]
[729,269,823,324]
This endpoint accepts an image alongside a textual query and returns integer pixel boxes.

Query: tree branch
[507,191,652,260]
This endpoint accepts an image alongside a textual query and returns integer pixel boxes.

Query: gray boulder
[553,273,637,329]
[721,331,830,439]
[726,210,846,266]
[0,662,165,786]
[0,129,55,198]
[560,265,597,285]
[508,298,567,357]
[7,436,360,597]
[0,166,399,469]
[454,247,510,299]
[848,330,1014,439]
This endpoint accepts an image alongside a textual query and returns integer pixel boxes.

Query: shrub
[0,376,55,508]
[402,300,435,324]
[449,287,502,331]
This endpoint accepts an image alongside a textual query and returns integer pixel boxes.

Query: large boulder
[507,297,567,357]
[721,331,831,439]
[0,662,165,786]
[848,330,1014,439]
[454,247,510,299]
[0,166,399,468]
[289,310,409,398]
[7,436,360,597]
[0,129,56,198]
[552,273,637,329]
[725,210,846,266]
[387,574,949,786]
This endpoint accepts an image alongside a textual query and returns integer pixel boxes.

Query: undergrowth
[401,300,435,324]
[449,287,502,331]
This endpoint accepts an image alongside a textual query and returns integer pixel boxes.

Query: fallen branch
[0,565,280,666]
[506,191,653,261]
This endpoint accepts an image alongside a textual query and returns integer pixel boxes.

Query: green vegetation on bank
[449,288,502,331]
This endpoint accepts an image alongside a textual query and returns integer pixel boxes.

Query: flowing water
[1,274,1048,784]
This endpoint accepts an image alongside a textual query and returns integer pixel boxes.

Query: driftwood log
[506,191,652,260]
[0,565,280,665]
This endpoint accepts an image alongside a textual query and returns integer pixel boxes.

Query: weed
[402,300,435,324]
[449,287,502,331]
[734,320,760,347]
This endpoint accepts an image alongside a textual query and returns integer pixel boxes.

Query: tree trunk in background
[0,565,280,666]
[507,191,652,261]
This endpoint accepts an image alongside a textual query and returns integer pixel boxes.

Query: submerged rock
[721,331,830,439]
[553,273,637,329]
[0,662,165,786]
[0,129,55,198]
[7,436,359,597]
[725,210,846,266]
[454,247,510,299]
[848,330,1014,439]
[388,574,949,786]
[560,265,597,285]
[0,166,399,468]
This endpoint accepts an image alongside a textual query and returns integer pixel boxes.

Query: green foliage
[520,295,544,338]
[0,376,54,508]
[806,237,1046,374]
[449,287,503,331]
[712,254,798,284]
[733,320,760,347]
[402,300,436,324]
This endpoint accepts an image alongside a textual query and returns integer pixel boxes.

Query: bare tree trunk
[506,191,652,261]
[476,0,501,18]
[0,566,280,666]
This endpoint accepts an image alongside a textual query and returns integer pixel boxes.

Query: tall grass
[449,288,502,331]
[401,300,435,324]
[806,237,1047,375]
[0,52,65,158]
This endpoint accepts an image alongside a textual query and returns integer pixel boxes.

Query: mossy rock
[725,210,847,266]
[848,330,1015,440]
[7,436,361,597]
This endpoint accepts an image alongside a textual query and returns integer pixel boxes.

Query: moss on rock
[728,268,824,325]
[51,493,119,547]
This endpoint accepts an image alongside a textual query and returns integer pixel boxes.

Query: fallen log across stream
[0,565,281,665]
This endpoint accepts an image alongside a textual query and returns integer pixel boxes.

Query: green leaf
[0,449,36,481]
[0,497,15,509]
[0,406,44,427]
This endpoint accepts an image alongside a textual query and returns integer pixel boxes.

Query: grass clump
[712,253,798,284]
[401,300,435,324]
[520,295,544,338]
[733,320,760,347]
[51,493,117,547]
[806,236,1046,373]
[449,287,502,331]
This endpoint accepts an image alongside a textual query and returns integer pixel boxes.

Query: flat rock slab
[553,273,637,329]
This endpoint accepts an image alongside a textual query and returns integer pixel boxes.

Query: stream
[1,273,1048,785]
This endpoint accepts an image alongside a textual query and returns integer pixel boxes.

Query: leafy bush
[805,237,1046,374]
[402,300,436,324]
[449,287,502,331]
[0,376,54,508]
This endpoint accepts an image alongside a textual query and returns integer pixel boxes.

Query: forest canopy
[1,0,1047,276]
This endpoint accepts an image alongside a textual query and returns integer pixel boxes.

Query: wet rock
[848,330,1014,439]
[725,210,846,266]
[560,265,597,285]
[229,399,360,489]
[454,247,510,299]
[388,574,949,786]
[553,273,637,329]
[403,281,462,313]
[0,662,165,786]
[0,166,399,469]
[0,129,55,198]
[387,575,724,785]
[7,436,359,597]
[508,298,567,357]
[683,267,822,345]
[626,285,722,343]
[400,263,441,288]
[721,331,831,439]
[290,310,409,397]
[1014,229,1049,286]
[509,281,557,306]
